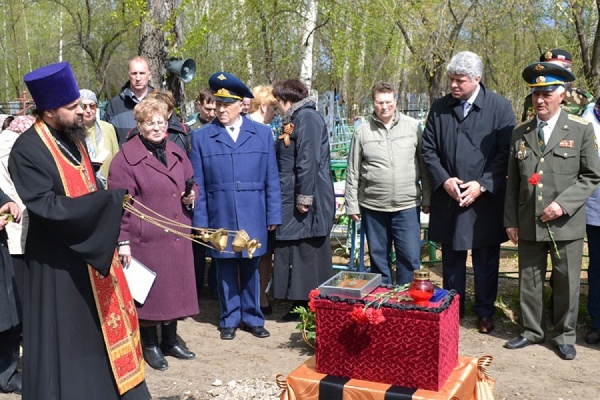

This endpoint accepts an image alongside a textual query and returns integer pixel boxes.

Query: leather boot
[140,326,168,370]
[160,321,196,360]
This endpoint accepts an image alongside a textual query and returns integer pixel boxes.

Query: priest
[8,62,151,400]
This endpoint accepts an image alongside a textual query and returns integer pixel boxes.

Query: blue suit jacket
[189,116,282,258]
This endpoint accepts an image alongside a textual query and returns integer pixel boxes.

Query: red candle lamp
[408,269,434,306]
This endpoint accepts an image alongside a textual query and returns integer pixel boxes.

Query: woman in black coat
[0,192,22,394]
[272,79,335,321]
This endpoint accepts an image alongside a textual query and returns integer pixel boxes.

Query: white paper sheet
[122,257,156,304]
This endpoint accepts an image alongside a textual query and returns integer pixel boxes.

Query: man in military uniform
[186,87,216,131]
[504,62,600,360]
[521,49,593,121]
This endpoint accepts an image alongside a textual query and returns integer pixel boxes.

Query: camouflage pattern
[521,86,594,122]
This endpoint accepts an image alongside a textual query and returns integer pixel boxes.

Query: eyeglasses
[81,103,97,111]
[142,120,167,128]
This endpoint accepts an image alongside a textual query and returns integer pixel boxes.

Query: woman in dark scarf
[108,96,199,371]
[272,79,335,321]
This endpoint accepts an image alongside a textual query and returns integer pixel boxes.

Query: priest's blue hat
[209,72,253,103]
[24,62,80,110]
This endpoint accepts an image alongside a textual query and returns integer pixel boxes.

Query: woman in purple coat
[108,97,199,371]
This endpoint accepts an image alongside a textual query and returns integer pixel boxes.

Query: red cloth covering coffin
[314,288,459,391]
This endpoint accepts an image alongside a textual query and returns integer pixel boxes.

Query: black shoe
[160,321,195,360]
[140,326,168,370]
[143,345,169,370]
[220,327,236,340]
[477,316,495,334]
[279,301,306,322]
[261,305,273,316]
[0,373,22,394]
[556,344,576,360]
[280,311,301,322]
[244,326,270,338]
[161,343,196,360]
[585,328,600,344]
[504,335,540,349]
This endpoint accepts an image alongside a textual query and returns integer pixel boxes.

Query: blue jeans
[587,225,600,329]
[361,206,421,285]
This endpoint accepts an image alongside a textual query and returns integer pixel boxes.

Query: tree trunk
[140,0,188,118]
[300,0,318,90]
[238,0,254,85]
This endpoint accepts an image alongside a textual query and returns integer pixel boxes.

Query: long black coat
[422,84,516,250]
[0,190,20,333]
[9,126,149,400]
[275,102,335,240]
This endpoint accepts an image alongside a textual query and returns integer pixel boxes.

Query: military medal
[517,139,527,160]
[559,140,574,148]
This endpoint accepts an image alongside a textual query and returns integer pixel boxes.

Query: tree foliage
[0,0,600,115]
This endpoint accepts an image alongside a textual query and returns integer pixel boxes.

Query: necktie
[537,121,548,151]
[228,126,237,142]
[462,101,471,118]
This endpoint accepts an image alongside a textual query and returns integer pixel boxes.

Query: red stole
[34,120,144,394]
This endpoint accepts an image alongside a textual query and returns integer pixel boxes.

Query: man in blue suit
[190,72,282,340]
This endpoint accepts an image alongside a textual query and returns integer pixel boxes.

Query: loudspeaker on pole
[166,59,196,84]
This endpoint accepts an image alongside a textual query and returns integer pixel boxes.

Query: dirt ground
[5,244,600,399]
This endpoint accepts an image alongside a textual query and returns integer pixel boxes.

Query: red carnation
[528,173,541,186]
[365,307,386,325]
[349,306,369,325]
[308,289,320,312]
[528,171,561,259]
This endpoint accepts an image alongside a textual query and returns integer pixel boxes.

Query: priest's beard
[56,115,87,144]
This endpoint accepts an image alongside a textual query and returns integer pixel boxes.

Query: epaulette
[568,114,590,125]
[515,119,533,130]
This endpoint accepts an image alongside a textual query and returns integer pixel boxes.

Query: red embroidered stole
[34,120,144,394]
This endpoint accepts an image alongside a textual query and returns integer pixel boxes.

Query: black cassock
[8,125,150,400]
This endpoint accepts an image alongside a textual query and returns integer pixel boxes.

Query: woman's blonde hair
[250,85,276,113]
[133,97,169,123]
[146,89,175,113]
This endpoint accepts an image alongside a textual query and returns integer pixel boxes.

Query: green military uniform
[521,86,594,121]
[186,113,210,131]
[505,111,600,345]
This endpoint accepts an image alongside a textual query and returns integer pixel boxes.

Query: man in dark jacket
[104,56,153,145]
[422,51,516,334]
[0,194,22,395]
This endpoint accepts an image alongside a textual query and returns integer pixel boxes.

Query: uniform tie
[537,121,548,151]
[462,101,472,118]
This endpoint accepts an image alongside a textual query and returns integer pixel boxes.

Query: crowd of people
[0,46,599,399]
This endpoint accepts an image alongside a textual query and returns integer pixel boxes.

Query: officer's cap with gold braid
[209,72,253,103]
[540,49,572,64]
[522,62,575,93]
